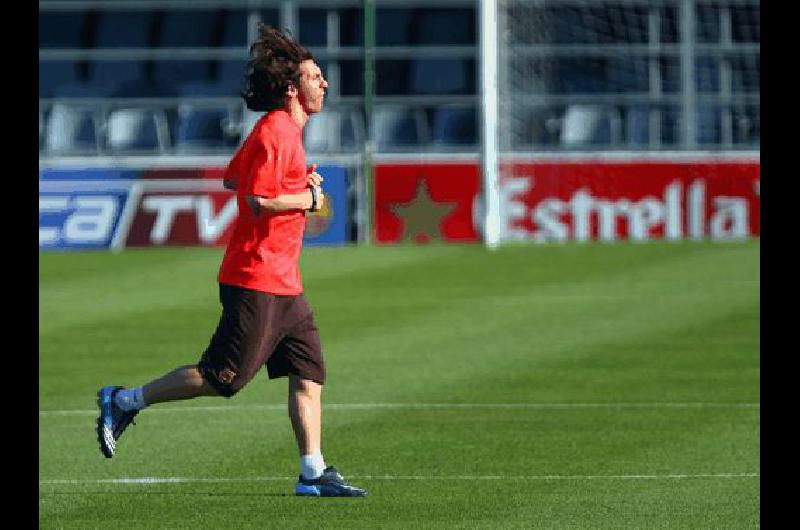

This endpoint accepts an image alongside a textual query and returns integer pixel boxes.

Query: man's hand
[307,164,324,188]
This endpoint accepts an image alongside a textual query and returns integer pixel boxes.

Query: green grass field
[39,241,760,528]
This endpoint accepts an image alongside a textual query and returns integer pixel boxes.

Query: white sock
[300,452,326,480]
[114,387,146,411]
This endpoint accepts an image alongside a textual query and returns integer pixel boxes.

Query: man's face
[296,60,328,115]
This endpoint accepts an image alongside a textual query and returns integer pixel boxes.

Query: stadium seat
[39,61,80,98]
[44,103,100,155]
[696,105,721,144]
[304,108,364,153]
[410,59,471,95]
[105,108,169,153]
[560,104,621,146]
[626,105,650,147]
[342,108,365,149]
[174,106,228,152]
[174,82,235,152]
[372,106,427,150]
[431,107,476,146]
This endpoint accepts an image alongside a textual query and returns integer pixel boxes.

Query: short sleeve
[223,145,245,187]
[244,140,284,198]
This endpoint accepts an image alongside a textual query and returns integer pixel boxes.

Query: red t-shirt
[217,110,307,295]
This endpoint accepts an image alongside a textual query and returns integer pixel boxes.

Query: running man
[95,24,367,498]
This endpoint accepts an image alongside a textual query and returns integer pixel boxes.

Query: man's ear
[286,82,298,98]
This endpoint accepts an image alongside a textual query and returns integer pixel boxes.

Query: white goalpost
[479,0,502,250]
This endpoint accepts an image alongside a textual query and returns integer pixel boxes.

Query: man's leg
[98,284,279,459]
[287,374,367,497]
[142,364,220,405]
[288,374,323,457]
[270,296,366,496]
[96,365,221,458]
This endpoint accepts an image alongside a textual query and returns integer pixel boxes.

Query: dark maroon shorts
[197,283,326,397]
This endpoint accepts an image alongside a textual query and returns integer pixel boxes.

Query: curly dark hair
[241,24,314,112]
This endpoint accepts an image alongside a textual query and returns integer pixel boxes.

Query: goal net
[480,0,759,247]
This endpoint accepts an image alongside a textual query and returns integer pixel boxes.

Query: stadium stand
[86,12,153,95]
[372,106,428,150]
[105,108,170,153]
[44,77,114,155]
[152,11,218,87]
[413,9,474,45]
[39,12,86,49]
[38,1,759,154]
[410,59,472,96]
[45,103,99,155]
[410,9,474,96]
[304,108,364,153]
[89,61,148,96]
[174,81,237,152]
[299,9,327,47]
[40,61,81,98]
[560,104,621,147]
[94,11,153,48]
[377,9,414,46]
[625,105,651,147]
[430,106,476,146]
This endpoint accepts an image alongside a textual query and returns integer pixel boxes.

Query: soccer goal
[479,0,759,248]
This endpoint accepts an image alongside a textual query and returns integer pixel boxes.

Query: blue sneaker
[295,466,368,497]
[96,386,138,458]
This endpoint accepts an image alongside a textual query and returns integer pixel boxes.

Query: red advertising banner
[374,164,481,243]
[125,190,237,247]
[498,161,760,242]
[374,160,760,243]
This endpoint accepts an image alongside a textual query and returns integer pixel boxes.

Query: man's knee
[198,364,249,398]
[289,374,323,397]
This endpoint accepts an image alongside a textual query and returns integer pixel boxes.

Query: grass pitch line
[40,473,760,486]
[39,402,761,416]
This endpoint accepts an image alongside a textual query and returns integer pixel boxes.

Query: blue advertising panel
[39,184,133,250]
[303,165,349,246]
[40,165,351,250]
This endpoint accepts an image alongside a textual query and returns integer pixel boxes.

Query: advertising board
[374,159,760,243]
[39,166,350,250]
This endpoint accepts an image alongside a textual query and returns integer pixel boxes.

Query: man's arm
[245,187,324,216]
